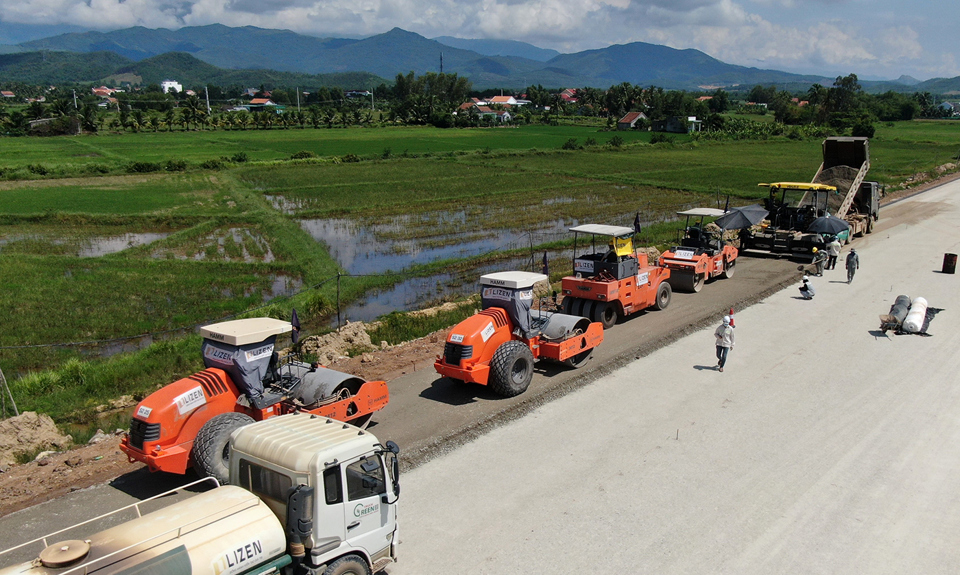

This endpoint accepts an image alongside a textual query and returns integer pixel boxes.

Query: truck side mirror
[286,484,315,542]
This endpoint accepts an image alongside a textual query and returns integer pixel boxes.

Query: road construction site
[390,178,960,573]
[1,173,958,573]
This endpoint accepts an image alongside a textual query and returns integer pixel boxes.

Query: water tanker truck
[434,271,604,397]
[120,317,389,484]
[0,413,401,575]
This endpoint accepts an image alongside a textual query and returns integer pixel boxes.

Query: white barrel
[0,486,287,575]
[902,296,928,333]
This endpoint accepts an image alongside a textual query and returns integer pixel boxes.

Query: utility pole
[296,87,300,112]
[204,86,211,114]
[72,89,77,109]
[370,91,374,111]
[440,52,443,74]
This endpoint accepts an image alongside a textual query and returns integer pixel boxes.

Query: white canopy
[676,208,727,217]
[569,224,634,237]
[479,271,548,290]
[200,317,292,346]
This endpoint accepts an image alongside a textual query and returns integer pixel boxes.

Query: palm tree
[164,109,177,132]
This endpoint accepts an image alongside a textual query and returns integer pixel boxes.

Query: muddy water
[299,217,574,275]
[0,232,171,257]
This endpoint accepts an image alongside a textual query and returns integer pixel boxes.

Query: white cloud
[0,0,955,79]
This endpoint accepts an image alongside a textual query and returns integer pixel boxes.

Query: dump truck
[120,317,389,484]
[658,208,738,292]
[1,413,401,575]
[434,271,604,397]
[812,136,879,238]
[740,136,879,256]
[560,224,672,327]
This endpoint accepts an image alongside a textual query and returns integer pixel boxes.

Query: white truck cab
[0,413,400,575]
[230,413,400,573]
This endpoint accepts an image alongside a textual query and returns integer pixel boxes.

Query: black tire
[193,412,254,484]
[654,281,672,310]
[593,301,618,329]
[489,340,535,397]
[560,296,576,315]
[323,554,371,575]
[866,218,874,234]
[721,258,736,279]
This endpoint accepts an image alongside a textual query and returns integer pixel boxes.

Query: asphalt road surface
[390,180,960,574]
[2,180,956,572]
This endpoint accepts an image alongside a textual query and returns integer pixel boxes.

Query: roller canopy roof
[676,208,727,217]
[200,317,292,346]
[479,271,548,290]
[569,224,635,237]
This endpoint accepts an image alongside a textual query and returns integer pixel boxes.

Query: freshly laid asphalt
[390,179,960,574]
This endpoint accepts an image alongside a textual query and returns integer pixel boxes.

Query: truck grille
[128,418,160,450]
[443,343,473,366]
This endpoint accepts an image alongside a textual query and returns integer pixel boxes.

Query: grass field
[0,119,958,426]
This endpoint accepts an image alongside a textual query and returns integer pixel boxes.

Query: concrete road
[389,180,960,574]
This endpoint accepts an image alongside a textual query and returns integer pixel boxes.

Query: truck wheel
[323,554,371,575]
[654,281,672,310]
[593,301,618,329]
[866,218,874,234]
[560,296,576,315]
[721,258,736,279]
[193,412,254,485]
[490,340,535,397]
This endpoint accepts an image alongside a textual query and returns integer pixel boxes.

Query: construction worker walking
[714,316,735,372]
[846,248,860,283]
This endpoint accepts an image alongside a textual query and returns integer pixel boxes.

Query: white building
[161,80,183,94]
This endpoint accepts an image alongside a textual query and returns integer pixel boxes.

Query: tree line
[0,72,953,137]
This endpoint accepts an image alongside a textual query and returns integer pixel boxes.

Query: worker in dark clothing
[846,248,860,283]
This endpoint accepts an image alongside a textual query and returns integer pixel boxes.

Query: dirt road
[392,178,960,573]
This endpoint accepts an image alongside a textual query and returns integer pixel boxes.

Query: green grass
[0,125,657,175]
[367,300,479,345]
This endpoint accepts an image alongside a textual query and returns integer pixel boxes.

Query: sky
[0,0,955,81]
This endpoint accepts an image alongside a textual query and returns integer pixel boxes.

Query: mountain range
[4,24,959,93]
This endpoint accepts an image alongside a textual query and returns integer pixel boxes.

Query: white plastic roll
[902,296,928,333]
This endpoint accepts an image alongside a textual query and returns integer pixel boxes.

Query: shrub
[231,152,249,163]
[84,163,110,174]
[851,121,875,138]
[608,135,625,147]
[584,138,597,147]
[650,133,673,144]
[127,161,162,173]
[27,164,48,175]
[199,159,225,170]
[561,138,580,150]
[290,150,317,160]
[341,153,360,163]
[164,159,187,172]
[382,147,392,159]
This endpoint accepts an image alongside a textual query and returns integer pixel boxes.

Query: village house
[617,111,648,130]
[160,80,183,94]
[651,116,702,133]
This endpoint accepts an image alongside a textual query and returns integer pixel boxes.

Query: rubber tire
[593,301,618,329]
[654,281,672,310]
[560,296,576,315]
[721,258,736,279]
[323,554,372,575]
[490,340,535,397]
[866,218,874,234]
[193,412,254,485]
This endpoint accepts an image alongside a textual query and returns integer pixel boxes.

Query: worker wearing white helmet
[714,315,735,372]
[799,275,815,300]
